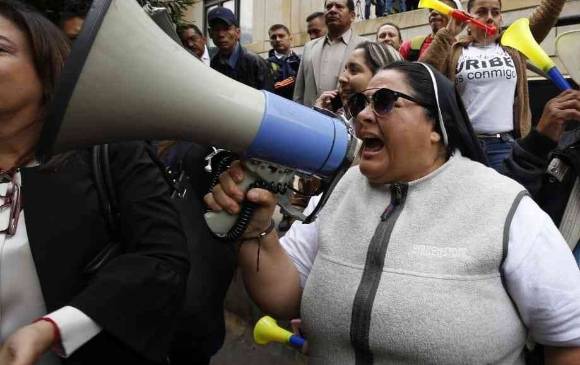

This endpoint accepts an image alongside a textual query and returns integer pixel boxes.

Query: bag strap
[92,144,120,236]
[84,145,122,276]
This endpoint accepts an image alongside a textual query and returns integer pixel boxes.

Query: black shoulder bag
[84,144,122,276]
[83,144,189,276]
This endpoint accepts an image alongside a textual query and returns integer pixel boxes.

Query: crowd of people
[0,0,579,364]
[364,0,421,19]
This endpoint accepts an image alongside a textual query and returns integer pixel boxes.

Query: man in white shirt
[293,0,367,107]
[177,23,211,66]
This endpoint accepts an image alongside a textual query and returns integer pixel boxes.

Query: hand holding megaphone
[204,161,279,240]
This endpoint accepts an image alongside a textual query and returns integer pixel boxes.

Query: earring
[430,131,442,143]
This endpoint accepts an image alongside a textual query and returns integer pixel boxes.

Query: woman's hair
[355,41,402,75]
[0,0,71,108]
[0,1,74,169]
[467,0,502,11]
[382,62,487,164]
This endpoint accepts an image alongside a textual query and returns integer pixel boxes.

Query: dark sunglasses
[346,88,434,120]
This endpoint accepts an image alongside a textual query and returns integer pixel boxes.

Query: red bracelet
[34,317,62,350]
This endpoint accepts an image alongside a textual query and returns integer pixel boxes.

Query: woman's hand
[0,321,56,365]
[446,16,466,37]
[314,90,339,110]
[537,89,580,142]
[204,161,278,239]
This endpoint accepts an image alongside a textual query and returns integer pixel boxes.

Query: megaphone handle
[205,160,295,241]
[204,167,260,241]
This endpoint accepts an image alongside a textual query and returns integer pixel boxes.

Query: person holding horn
[420,0,566,170]
[206,61,580,363]
[0,1,189,364]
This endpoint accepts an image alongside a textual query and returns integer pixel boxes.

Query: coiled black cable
[206,157,288,241]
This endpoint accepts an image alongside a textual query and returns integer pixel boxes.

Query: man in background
[294,0,366,107]
[208,7,273,91]
[306,11,327,40]
[399,0,459,60]
[267,24,301,100]
[178,23,212,66]
[59,0,89,40]
[365,0,385,19]
[376,22,403,51]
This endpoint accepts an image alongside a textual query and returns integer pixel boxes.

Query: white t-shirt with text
[455,43,517,134]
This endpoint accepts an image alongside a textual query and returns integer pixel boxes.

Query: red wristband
[35,317,63,354]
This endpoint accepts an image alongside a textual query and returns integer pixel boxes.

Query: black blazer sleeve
[500,129,557,198]
[69,142,189,362]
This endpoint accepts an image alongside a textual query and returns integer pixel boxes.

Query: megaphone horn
[501,18,571,91]
[253,316,305,349]
[38,0,361,240]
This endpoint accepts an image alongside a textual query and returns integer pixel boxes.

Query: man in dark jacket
[501,89,580,263]
[267,24,301,100]
[208,7,273,91]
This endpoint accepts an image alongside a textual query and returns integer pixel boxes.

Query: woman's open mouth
[362,137,385,157]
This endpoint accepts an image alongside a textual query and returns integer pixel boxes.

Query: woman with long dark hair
[0,1,188,364]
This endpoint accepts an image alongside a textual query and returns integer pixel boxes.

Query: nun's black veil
[420,63,489,165]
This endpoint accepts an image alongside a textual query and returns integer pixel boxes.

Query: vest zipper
[350,183,409,365]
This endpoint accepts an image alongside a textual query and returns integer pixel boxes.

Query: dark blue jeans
[478,134,515,171]
[386,0,406,13]
[365,0,385,19]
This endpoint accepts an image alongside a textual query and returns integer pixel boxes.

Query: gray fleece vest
[301,154,528,365]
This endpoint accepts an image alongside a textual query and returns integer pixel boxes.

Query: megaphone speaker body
[39,0,355,177]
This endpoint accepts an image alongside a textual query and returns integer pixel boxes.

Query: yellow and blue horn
[501,18,572,91]
[418,0,496,36]
[253,316,305,349]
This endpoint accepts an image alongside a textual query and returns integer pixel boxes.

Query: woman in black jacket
[0,2,189,364]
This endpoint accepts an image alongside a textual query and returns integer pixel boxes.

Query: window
[204,0,253,45]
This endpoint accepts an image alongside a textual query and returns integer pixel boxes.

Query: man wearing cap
[293,0,366,107]
[208,7,273,91]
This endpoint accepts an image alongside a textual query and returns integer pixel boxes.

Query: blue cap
[208,7,238,27]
